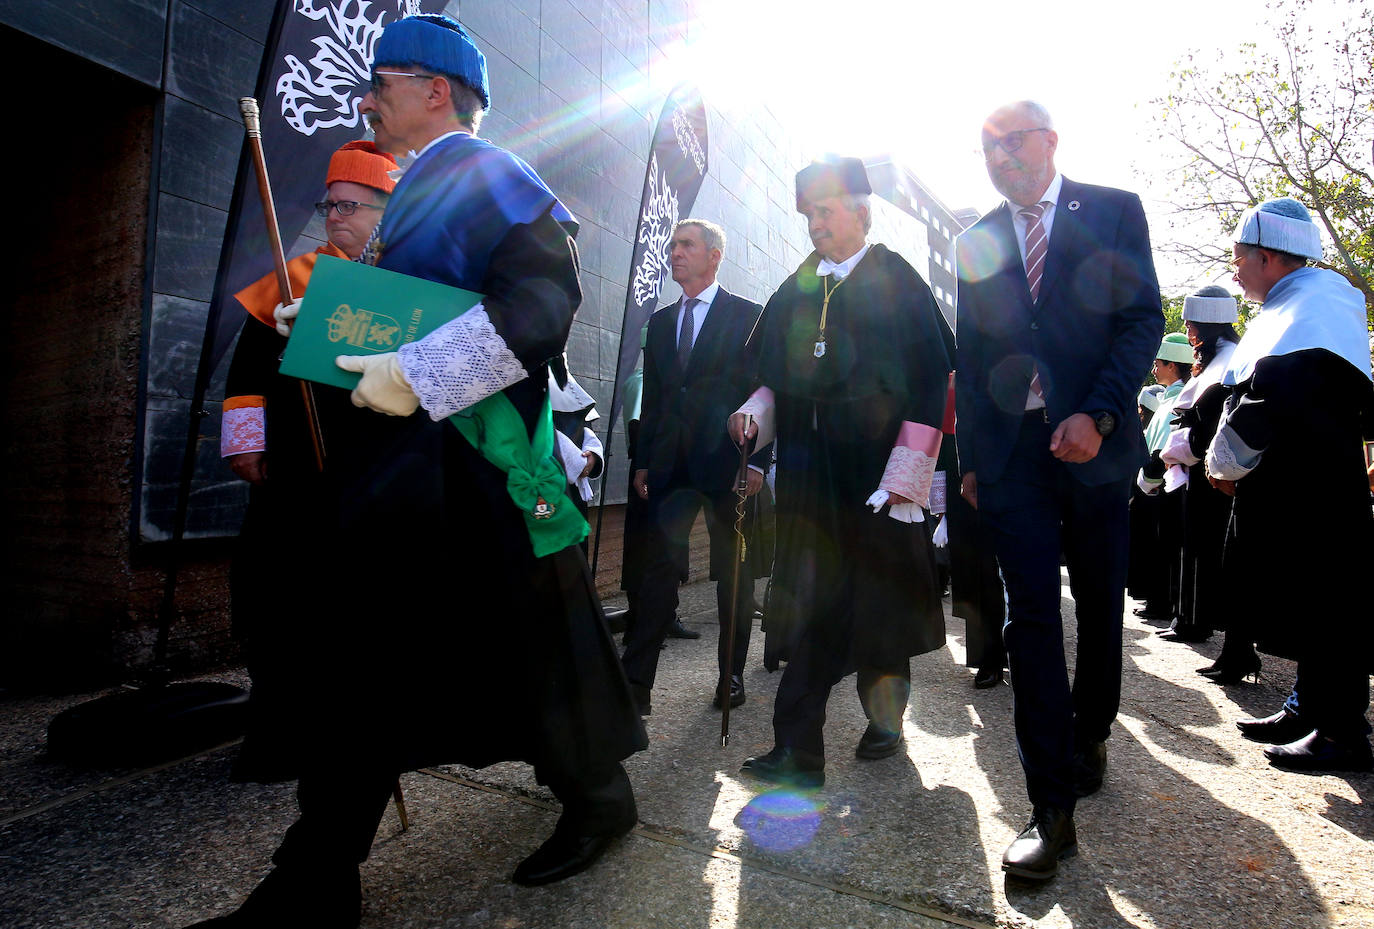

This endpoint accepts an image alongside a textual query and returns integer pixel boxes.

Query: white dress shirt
[675,280,720,351]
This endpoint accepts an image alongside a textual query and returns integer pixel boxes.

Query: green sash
[449,393,588,558]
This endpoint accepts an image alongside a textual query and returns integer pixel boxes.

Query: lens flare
[739,789,824,851]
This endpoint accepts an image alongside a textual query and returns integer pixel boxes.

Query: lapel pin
[1067,200,1081,211]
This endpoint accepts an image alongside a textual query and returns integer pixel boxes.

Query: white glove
[1163,464,1189,493]
[865,490,924,523]
[335,352,419,416]
[273,298,303,337]
[932,515,949,548]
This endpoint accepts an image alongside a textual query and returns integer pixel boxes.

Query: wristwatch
[1088,410,1116,436]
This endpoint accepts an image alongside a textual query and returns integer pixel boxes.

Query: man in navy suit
[623,219,766,715]
[955,101,1162,881]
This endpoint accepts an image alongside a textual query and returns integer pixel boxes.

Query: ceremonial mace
[238,97,326,472]
[720,414,753,747]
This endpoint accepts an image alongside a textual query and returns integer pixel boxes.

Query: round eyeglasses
[314,200,385,218]
[982,128,1051,157]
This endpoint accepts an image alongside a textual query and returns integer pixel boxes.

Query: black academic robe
[236,143,644,781]
[756,245,949,670]
[1173,377,1233,632]
[1219,349,1374,665]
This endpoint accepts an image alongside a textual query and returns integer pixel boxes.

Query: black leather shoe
[740,746,824,788]
[973,666,1004,689]
[1001,806,1077,881]
[1157,620,1212,643]
[854,724,904,760]
[511,812,636,886]
[712,675,745,709]
[1263,731,1374,773]
[185,864,361,927]
[667,620,701,639]
[630,685,652,717]
[1072,741,1107,797]
[1236,708,1312,744]
[602,607,628,635]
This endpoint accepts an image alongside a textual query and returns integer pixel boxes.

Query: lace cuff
[222,397,266,457]
[1160,427,1198,467]
[396,304,530,420]
[1206,424,1259,481]
[735,386,776,449]
[879,446,939,508]
[876,421,942,506]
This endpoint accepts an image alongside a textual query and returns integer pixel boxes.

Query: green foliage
[1147,0,1374,327]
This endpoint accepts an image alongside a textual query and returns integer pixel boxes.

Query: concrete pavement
[2,575,1371,928]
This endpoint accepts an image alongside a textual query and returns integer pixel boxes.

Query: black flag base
[47,680,248,768]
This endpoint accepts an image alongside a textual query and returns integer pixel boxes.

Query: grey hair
[448,79,485,132]
[675,218,726,254]
[840,193,873,233]
[1010,99,1054,130]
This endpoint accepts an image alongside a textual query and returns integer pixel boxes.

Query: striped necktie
[1020,202,1049,302]
[1020,202,1049,402]
[677,297,700,371]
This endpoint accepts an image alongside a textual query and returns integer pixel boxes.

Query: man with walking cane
[622,219,766,717]
[729,156,950,789]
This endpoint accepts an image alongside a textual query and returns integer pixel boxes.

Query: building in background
[0,1,969,689]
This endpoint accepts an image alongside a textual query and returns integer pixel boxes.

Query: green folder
[279,255,484,391]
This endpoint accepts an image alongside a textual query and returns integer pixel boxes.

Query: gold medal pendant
[532,495,555,520]
[814,273,843,362]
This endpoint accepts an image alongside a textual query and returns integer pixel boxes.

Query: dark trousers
[1286,658,1373,741]
[979,416,1130,813]
[772,631,911,759]
[622,478,753,690]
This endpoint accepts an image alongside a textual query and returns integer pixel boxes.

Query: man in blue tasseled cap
[186,15,645,927]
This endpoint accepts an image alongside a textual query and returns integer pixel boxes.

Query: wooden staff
[720,416,753,747]
[238,96,326,472]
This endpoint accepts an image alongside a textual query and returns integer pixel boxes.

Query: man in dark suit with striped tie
[955,100,1163,881]
[622,219,766,716]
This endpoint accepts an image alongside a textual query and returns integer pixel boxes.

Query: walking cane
[237,97,326,472]
[721,415,753,747]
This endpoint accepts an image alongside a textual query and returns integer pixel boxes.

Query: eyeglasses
[314,200,385,218]
[982,128,1050,157]
[369,70,436,94]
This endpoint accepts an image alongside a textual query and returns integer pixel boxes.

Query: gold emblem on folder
[326,304,403,351]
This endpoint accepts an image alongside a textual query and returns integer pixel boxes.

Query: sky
[668,0,1347,291]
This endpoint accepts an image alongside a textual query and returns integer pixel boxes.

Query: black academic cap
[795,156,872,212]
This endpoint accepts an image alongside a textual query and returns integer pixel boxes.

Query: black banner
[606,82,710,431]
[205,0,448,372]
